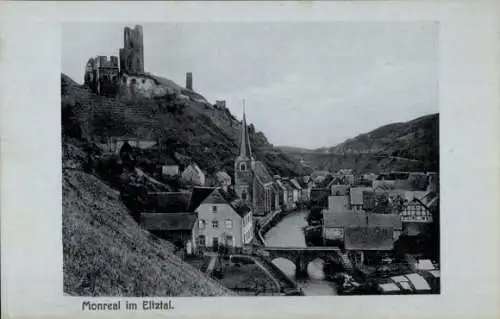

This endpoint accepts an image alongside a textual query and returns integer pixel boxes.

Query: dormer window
[240,163,246,171]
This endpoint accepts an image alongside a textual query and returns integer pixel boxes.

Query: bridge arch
[271,257,296,278]
[261,247,346,279]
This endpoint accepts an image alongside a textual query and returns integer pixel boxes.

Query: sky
[62,22,438,149]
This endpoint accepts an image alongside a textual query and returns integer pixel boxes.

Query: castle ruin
[84,55,119,96]
[186,72,193,90]
[119,25,145,75]
[84,25,144,96]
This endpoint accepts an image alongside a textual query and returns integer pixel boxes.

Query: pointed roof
[188,187,217,211]
[253,161,273,185]
[238,101,253,159]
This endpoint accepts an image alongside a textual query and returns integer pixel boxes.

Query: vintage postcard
[1,1,500,319]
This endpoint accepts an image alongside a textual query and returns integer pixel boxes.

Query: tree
[61,102,82,139]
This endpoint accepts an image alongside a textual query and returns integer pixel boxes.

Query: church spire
[239,99,252,159]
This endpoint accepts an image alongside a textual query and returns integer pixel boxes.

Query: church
[234,108,274,217]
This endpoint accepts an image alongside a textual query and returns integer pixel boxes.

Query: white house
[190,187,253,252]
[181,163,206,187]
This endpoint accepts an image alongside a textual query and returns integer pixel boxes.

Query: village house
[297,178,311,202]
[275,179,289,210]
[328,194,350,213]
[215,170,232,191]
[271,182,282,212]
[283,180,297,210]
[363,173,378,182]
[322,210,402,264]
[349,186,373,211]
[400,198,434,236]
[233,109,274,217]
[290,178,303,202]
[190,187,253,253]
[330,184,350,196]
[139,192,196,253]
[181,162,206,187]
[162,165,180,178]
[285,179,299,205]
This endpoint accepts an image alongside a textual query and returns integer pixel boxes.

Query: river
[263,210,338,296]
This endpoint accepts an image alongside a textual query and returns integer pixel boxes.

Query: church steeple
[239,100,253,159]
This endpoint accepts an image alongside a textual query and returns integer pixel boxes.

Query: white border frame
[1,1,499,318]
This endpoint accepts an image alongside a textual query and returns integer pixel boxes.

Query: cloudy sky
[62,22,438,149]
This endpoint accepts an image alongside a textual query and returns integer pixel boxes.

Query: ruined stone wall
[119,25,144,74]
[84,56,119,96]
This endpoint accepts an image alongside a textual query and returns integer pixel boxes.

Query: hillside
[281,113,439,173]
[62,142,232,296]
[61,73,310,178]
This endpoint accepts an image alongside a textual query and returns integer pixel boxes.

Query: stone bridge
[260,247,351,278]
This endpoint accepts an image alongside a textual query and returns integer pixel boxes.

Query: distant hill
[280,113,439,173]
[61,73,310,179]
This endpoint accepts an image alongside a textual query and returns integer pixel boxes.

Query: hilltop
[280,113,439,173]
[61,73,310,178]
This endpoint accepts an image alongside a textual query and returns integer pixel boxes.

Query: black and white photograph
[61,22,440,297]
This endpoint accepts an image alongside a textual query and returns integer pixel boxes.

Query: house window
[197,235,206,247]
[198,219,206,229]
[242,191,247,200]
[212,206,217,213]
[240,163,246,171]
[212,220,219,229]
[225,219,233,229]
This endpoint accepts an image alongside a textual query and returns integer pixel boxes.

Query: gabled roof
[272,182,282,192]
[350,187,373,205]
[216,170,231,181]
[253,161,273,184]
[328,195,351,213]
[403,198,432,212]
[219,187,240,203]
[296,178,308,189]
[344,226,395,250]
[142,192,192,213]
[230,200,252,217]
[323,211,402,229]
[140,213,197,231]
[197,188,251,217]
[283,180,295,191]
[188,187,217,211]
[290,179,303,190]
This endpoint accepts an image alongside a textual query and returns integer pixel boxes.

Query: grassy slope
[61,73,309,178]
[62,160,233,296]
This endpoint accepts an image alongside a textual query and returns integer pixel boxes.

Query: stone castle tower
[234,104,255,207]
[186,72,193,90]
[119,25,144,74]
